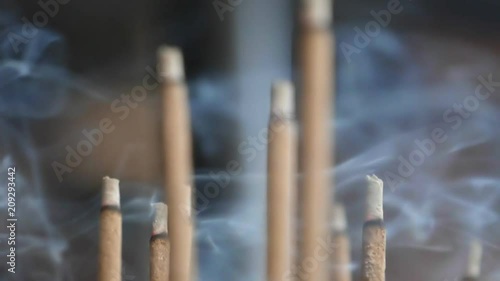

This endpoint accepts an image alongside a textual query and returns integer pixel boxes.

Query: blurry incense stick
[361,175,386,281]
[463,239,482,281]
[159,46,194,281]
[267,81,297,281]
[98,177,122,281]
[150,203,170,281]
[330,204,351,281]
[298,0,334,281]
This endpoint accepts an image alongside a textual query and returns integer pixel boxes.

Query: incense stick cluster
[95,1,485,280]
[97,47,194,281]
[97,177,172,281]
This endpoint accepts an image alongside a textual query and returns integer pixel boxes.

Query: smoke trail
[333,27,500,280]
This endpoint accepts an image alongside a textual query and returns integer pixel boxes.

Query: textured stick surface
[98,209,122,281]
[98,177,121,281]
[150,235,170,281]
[267,82,297,281]
[299,23,334,281]
[161,48,194,281]
[361,221,386,281]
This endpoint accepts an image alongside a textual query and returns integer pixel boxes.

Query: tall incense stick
[298,0,334,280]
[267,81,297,281]
[159,46,194,281]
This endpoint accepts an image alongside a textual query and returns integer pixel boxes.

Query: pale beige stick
[159,46,194,281]
[150,203,170,281]
[267,81,297,281]
[98,176,122,281]
[361,175,386,281]
[298,0,334,281]
[462,239,482,281]
[330,204,351,281]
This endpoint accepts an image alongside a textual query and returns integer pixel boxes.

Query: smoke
[2,2,500,281]
[333,27,500,280]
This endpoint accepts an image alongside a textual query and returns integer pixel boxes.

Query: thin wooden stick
[298,0,334,280]
[150,203,170,281]
[330,204,351,281]
[361,175,385,281]
[98,176,122,281]
[267,81,297,281]
[159,46,194,281]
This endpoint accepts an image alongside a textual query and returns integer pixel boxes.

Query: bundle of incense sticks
[463,239,482,281]
[159,46,195,281]
[266,81,297,281]
[331,204,351,281]
[150,203,170,281]
[98,177,122,281]
[298,0,335,280]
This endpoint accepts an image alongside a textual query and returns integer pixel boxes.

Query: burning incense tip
[102,176,120,207]
[152,203,168,236]
[271,80,295,117]
[301,0,332,28]
[466,239,482,278]
[158,46,185,82]
[332,203,347,233]
[366,174,383,221]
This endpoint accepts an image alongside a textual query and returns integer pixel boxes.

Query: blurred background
[1,0,500,280]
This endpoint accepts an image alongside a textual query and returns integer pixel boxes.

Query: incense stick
[463,239,482,281]
[159,46,194,281]
[267,81,297,281]
[361,175,386,281]
[330,204,351,281]
[150,203,170,281]
[98,176,122,281]
[298,0,334,280]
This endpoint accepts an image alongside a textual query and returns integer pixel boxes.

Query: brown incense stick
[361,175,385,281]
[331,204,351,281]
[159,46,194,281]
[150,203,170,281]
[267,81,297,281]
[463,239,482,281]
[98,176,122,281]
[298,0,334,281]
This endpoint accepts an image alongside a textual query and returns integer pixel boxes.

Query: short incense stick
[298,0,334,281]
[331,204,352,281]
[98,177,122,281]
[267,81,297,281]
[150,203,170,281]
[159,46,194,281]
[463,239,482,281]
[361,175,386,281]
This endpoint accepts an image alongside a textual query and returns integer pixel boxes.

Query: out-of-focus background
[1,0,500,280]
